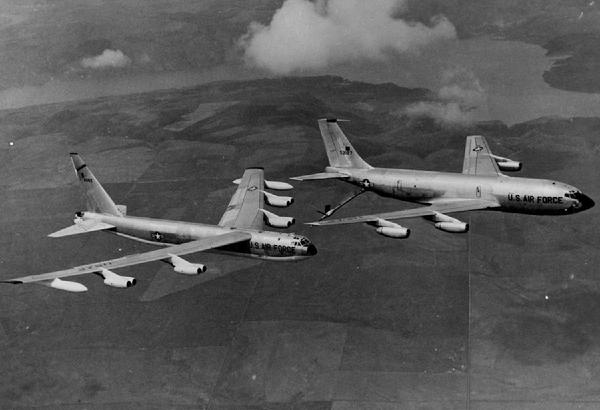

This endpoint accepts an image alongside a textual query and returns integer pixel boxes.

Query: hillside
[1,76,599,408]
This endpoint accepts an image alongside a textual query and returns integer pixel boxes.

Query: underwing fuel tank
[264,180,294,190]
[49,277,88,292]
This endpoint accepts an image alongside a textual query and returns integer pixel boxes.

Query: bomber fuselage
[75,212,317,261]
[328,166,594,215]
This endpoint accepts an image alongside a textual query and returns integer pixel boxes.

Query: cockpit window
[300,238,310,246]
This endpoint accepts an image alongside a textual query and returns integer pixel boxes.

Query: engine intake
[100,269,136,288]
[260,209,295,228]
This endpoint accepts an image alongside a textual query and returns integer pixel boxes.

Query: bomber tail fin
[318,119,371,169]
[70,153,123,216]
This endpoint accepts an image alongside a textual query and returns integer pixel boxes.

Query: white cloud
[239,0,456,74]
[404,67,487,124]
[81,49,131,69]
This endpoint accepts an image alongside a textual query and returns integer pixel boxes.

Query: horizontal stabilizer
[48,220,115,238]
[290,172,349,181]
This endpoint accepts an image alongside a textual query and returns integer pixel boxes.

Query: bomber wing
[307,199,500,226]
[290,171,350,181]
[3,231,251,286]
[462,135,501,176]
[219,168,265,230]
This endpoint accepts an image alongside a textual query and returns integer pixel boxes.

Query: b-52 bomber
[292,118,594,238]
[3,154,316,292]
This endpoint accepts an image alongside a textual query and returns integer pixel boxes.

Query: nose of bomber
[306,243,318,256]
[579,193,595,211]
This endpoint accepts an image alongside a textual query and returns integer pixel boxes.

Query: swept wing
[290,172,350,181]
[307,199,500,226]
[219,168,265,230]
[462,135,501,176]
[3,231,251,285]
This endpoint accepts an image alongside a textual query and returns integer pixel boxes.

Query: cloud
[239,0,456,74]
[404,67,487,124]
[81,49,131,69]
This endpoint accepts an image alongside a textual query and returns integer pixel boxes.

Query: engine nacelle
[265,180,294,190]
[371,218,410,238]
[169,254,207,275]
[263,191,294,207]
[430,212,468,233]
[232,179,294,191]
[174,264,207,275]
[491,155,522,172]
[434,221,469,233]
[100,269,136,288]
[376,226,410,238]
[496,160,522,172]
[260,209,295,228]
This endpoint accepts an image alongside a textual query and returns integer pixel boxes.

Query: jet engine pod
[372,218,410,238]
[174,264,207,275]
[169,254,207,275]
[496,160,522,172]
[260,209,295,228]
[232,179,293,191]
[492,155,522,172]
[263,191,294,207]
[265,180,294,190]
[100,269,137,288]
[376,226,410,238]
[434,221,469,233]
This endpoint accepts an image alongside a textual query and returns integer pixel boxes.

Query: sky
[1,0,600,124]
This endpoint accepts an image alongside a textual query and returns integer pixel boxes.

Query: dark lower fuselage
[78,212,316,261]
[329,166,593,215]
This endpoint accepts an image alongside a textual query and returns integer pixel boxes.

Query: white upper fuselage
[329,166,591,215]
[77,212,316,261]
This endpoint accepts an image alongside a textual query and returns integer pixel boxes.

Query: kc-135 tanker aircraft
[293,119,594,238]
[3,154,316,292]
